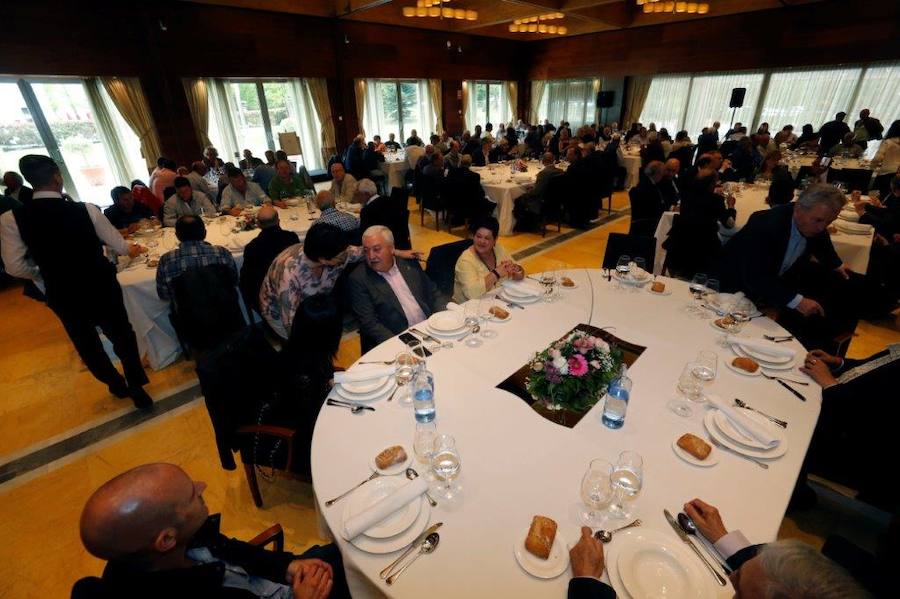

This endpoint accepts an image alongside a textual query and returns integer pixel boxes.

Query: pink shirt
[151,168,177,202]
[377,260,426,327]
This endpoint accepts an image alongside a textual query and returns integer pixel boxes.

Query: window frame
[371,78,424,141]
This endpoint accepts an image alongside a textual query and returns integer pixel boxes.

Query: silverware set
[734,398,788,428]
[496,295,525,310]
[760,371,809,386]
[326,398,374,414]
[708,436,769,469]
[763,334,794,342]
[664,509,728,586]
[380,523,443,583]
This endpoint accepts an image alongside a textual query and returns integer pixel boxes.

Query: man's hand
[291,561,332,599]
[127,244,145,259]
[570,526,605,579]
[127,222,142,234]
[274,200,288,209]
[286,559,332,584]
[726,194,737,209]
[800,354,839,388]
[834,264,851,280]
[395,249,424,261]
[683,499,728,543]
[794,297,825,317]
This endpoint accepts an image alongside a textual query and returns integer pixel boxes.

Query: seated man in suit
[567,498,866,598]
[220,166,270,215]
[628,161,673,237]
[162,177,217,227]
[77,462,348,598]
[239,205,300,314]
[156,215,237,302]
[105,186,155,235]
[357,178,390,234]
[473,139,492,167]
[716,183,858,352]
[444,141,463,170]
[2,170,33,204]
[515,152,563,228]
[445,154,492,227]
[384,133,401,151]
[348,225,444,353]
[329,163,358,206]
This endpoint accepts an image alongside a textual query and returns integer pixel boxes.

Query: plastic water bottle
[412,362,435,423]
[602,365,632,429]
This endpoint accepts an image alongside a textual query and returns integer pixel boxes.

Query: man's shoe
[129,386,154,411]
[108,379,130,399]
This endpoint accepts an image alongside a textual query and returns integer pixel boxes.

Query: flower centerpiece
[233,211,258,232]
[514,158,528,173]
[526,330,624,413]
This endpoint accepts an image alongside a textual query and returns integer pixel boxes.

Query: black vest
[14,197,115,303]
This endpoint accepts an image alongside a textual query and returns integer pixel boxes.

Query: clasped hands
[286,558,333,599]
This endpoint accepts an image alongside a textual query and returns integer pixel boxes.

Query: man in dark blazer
[444,154,492,226]
[239,205,299,314]
[348,225,445,353]
[715,183,857,352]
[628,161,672,237]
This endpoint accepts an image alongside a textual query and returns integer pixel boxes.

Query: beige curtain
[460,81,469,132]
[307,78,337,163]
[353,79,367,138]
[100,77,161,171]
[529,80,546,124]
[181,78,213,150]
[623,76,652,128]
[505,81,518,124]
[428,79,443,135]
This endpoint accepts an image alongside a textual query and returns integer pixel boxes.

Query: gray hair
[758,540,869,598]
[541,152,554,166]
[315,189,334,208]
[644,161,665,179]
[796,183,847,212]
[357,178,377,195]
[460,154,472,168]
[362,224,394,245]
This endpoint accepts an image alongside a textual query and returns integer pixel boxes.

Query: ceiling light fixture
[402,0,477,21]
[509,12,568,35]
[639,0,710,15]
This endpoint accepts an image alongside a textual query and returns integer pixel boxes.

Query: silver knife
[497,295,525,310]
[664,509,728,586]
[380,522,443,579]
[410,328,440,344]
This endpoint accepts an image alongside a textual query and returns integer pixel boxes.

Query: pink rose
[568,354,589,377]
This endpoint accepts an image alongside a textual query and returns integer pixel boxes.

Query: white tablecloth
[311,271,821,597]
[118,204,344,369]
[652,185,873,275]
[619,149,642,189]
[782,154,873,180]
[472,161,566,236]
[384,153,409,191]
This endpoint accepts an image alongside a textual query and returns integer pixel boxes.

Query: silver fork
[357,359,397,365]
[734,398,788,428]
[708,436,769,469]
[763,334,794,342]
[760,372,809,386]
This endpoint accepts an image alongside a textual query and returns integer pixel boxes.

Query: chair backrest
[425,238,473,297]
[601,232,657,270]
[828,168,872,192]
[418,173,442,211]
[171,264,247,353]
[670,145,696,176]
[543,173,570,217]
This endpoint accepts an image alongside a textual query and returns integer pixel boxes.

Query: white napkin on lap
[708,395,780,448]
[725,336,796,359]
[501,279,543,297]
[340,478,427,540]
[334,365,395,384]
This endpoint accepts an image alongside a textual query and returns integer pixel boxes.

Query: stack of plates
[500,280,543,304]
[425,310,468,338]
[612,269,653,287]
[703,408,788,459]
[728,340,796,371]
[606,529,716,599]
[341,477,431,553]
[335,375,396,402]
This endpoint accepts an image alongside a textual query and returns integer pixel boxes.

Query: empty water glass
[687,273,708,316]
[616,255,631,274]
[395,352,418,405]
[580,458,614,527]
[609,451,643,520]
[677,361,704,402]
[463,302,483,348]
[414,422,437,465]
[478,296,498,339]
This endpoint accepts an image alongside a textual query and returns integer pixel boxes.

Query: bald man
[77,463,348,598]
[239,204,300,313]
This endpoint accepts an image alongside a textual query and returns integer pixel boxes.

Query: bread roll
[375,445,407,470]
[561,277,575,287]
[525,516,557,560]
[651,281,666,293]
[715,315,736,328]
[489,306,509,320]
[732,357,759,373]
[677,433,712,460]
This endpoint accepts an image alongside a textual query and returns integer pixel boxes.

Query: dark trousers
[50,275,148,390]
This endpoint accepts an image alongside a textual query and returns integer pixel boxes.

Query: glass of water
[580,458,614,527]
[463,302,483,347]
[395,351,418,405]
[687,273,708,316]
[703,278,720,314]
[431,434,462,500]
[676,361,704,402]
[478,296,498,339]
[414,422,437,465]
[608,451,643,520]
[616,255,631,275]
[693,351,718,385]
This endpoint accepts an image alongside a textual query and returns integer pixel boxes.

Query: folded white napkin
[445,302,461,311]
[708,395,780,448]
[833,220,873,234]
[725,336,796,359]
[334,365,395,384]
[501,279,543,297]
[340,478,427,540]
[838,210,860,223]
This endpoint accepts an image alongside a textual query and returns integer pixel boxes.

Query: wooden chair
[236,424,306,508]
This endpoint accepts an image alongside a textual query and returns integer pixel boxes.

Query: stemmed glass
[608,451,643,520]
[431,434,462,500]
[580,458,614,527]
[616,255,631,275]
[540,271,558,302]
[693,351,718,387]
[478,296,498,339]
[686,273,708,317]
[702,278,720,317]
[718,297,753,346]
[463,302,483,348]
[414,422,437,465]
[395,350,418,406]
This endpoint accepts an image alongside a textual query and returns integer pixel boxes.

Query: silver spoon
[326,399,365,414]
[386,532,440,585]
[677,512,730,577]
[458,325,481,342]
[406,468,438,507]
[594,518,642,543]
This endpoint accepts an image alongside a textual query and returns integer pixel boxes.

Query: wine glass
[478,296,498,339]
[431,434,462,500]
[463,302,483,348]
[395,351,418,405]
[693,350,718,385]
[703,278,720,315]
[608,451,643,520]
[687,273,708,316]
[580,458,614,527]
[540,271,558,302]
[676,361,704,403]
[616,255,631,275]
[414,422,437,465]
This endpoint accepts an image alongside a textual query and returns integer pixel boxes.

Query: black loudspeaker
[597,90,615,109]
[729,88,746,108]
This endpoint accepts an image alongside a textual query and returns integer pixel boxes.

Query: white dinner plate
[704,410,788,459]
[671,437,719,467]
[335,380,397,402]
[615,529,715,599]
[723,359,761,377]
[608,550,634,599]
[340,376,392,395]
[501,280,544,298]
[344,477,422,540]
[503,286,542,300]
[733,343,794,364]
[369,448,412,476]
[645,286,672,296]
[513,530,569,579]
[713,410,783,451]
[613,272,652,287]
[730,344,796,371]
[345,496,432,553]
[427,311,466,333]
[498,292,542,305]
[425,324,468,338]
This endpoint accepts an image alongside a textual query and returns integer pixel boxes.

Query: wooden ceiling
[180,0,824,39]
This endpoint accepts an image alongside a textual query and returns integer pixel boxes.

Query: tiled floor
[1,191,896,596]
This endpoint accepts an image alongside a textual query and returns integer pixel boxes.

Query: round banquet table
[311,271,821,598]
[619,148,642,189]
[383,152,409,191]
[473,160,570,236]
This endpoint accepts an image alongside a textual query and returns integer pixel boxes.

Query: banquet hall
[1,0,899,597]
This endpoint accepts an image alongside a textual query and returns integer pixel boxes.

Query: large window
[362,79,435,143]
[0,77,145,206]
[759,66,862,133]
[205,78,324,171]
[465,81,511,130]
[536,78,600,129]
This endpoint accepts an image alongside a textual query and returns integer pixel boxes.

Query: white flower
[552,356,568,374]
[550,348,562,359]
[594,338,610,353]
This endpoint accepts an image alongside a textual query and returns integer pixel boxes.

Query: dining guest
[765,177,796,207]
[818,112,851,156]
[482,123,494,144]
[220,166,270,215]
[2,171,32,204]
[155,215,236,303]
[104,186,154,234]
[436,132,451,155]
[828,132,864,158]
[250,161,276,195]
[773,124,797,146]
[329,162,358,206]
[453,216,523,302]
[405,129,423,147]
[871,120,900,196]
[357,178,390,234]
[348,225,442,353]
[202,145,225,171]
[724,122,741,140]
[640,132,666,167]
[754,150,790,182]
[670,130,692,153]
[661,158,683,205]
[473,139,491,167]
[384,133,401,151]
[445,141,462,170]
[130,180,163,214]
[185,161,217,205]
[852,108,883,150]
[239,205,300,314]
[315,190,359,233]
[264,150,277,166]
[267,159,310,204]
[150,158,178,203]
[1,155,152,409]
[792,124,820,151]
[363,141,386,191]
[489,139,513,163]
[239,148,263,170]
[628,161,674,237]
[162,177,217,227]
[446,154,492,226]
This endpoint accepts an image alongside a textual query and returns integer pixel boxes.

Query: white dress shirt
[873,137,900,175]
[0,191,129,287]
[377,260,426,327]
